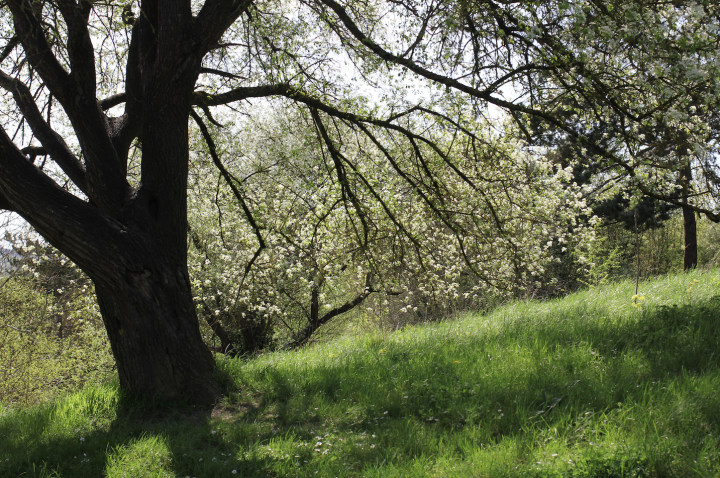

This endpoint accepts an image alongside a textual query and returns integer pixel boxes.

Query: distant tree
[545,123,676,231]
[509,1,720,269]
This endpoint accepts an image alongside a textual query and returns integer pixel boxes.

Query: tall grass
[1,269,719,477]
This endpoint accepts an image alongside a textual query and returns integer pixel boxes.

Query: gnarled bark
[94,261,218,403]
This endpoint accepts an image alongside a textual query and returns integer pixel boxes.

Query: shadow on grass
[219,295,720,473]
[0,381,284,477]
[1,296,718,477]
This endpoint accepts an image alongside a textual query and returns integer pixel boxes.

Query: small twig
[0,324,33,334]
[190,109,266,284]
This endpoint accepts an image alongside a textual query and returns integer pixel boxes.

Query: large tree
[0,0,254,403]
[0,0,717,403]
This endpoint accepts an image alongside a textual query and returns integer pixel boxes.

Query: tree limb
[195,0,254,54]
[310,108,371,249]
[0,70,88,194]
[8,0,130,215]
[199,67,246,80]
[7,0,73,102]
[55,0,96,96]
[0,36,20,64]
[315,0,559,120]
[0,125,132,287]
[284,274,375,349]
[99,93,128,111]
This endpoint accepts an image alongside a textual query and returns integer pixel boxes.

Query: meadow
[1,268,719,477]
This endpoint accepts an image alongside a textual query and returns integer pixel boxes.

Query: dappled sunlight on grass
[105,434,174,478]
[1,268,719,476]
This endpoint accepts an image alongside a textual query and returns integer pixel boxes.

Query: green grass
[1,269,720,477]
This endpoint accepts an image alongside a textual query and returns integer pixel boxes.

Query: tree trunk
[94,261,219,404]
[682,205,698,271]
[680,163,698,271]
[0,0,255,405]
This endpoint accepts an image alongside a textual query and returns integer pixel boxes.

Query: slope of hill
[1,269,719,477]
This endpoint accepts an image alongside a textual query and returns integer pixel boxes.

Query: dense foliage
[187,108,591,352]
[0,244,113,406]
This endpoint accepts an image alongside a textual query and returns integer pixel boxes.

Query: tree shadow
[0,383,285,477]
[234,294,720,440]
[1,296,718,477]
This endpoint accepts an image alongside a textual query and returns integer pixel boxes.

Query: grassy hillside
[1,269,719,477]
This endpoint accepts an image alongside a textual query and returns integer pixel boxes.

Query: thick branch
[101,84,293,110]
[99,93,127,111]
[199,67,246,80]
[56,0,96,95]
[195,0,253,53]
[0,191,14,211]
[7,0,73,101]
[0,125,132,287]
[0,36,20,64]
[9,0,130,214]
[0,70,88,194]
[20,145,46,159]
[200,84,478,194]
[194,84,292,106]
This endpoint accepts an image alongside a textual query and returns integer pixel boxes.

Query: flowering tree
[0,0,716,403]
[470,0,720,268]
[187,106,589,353]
